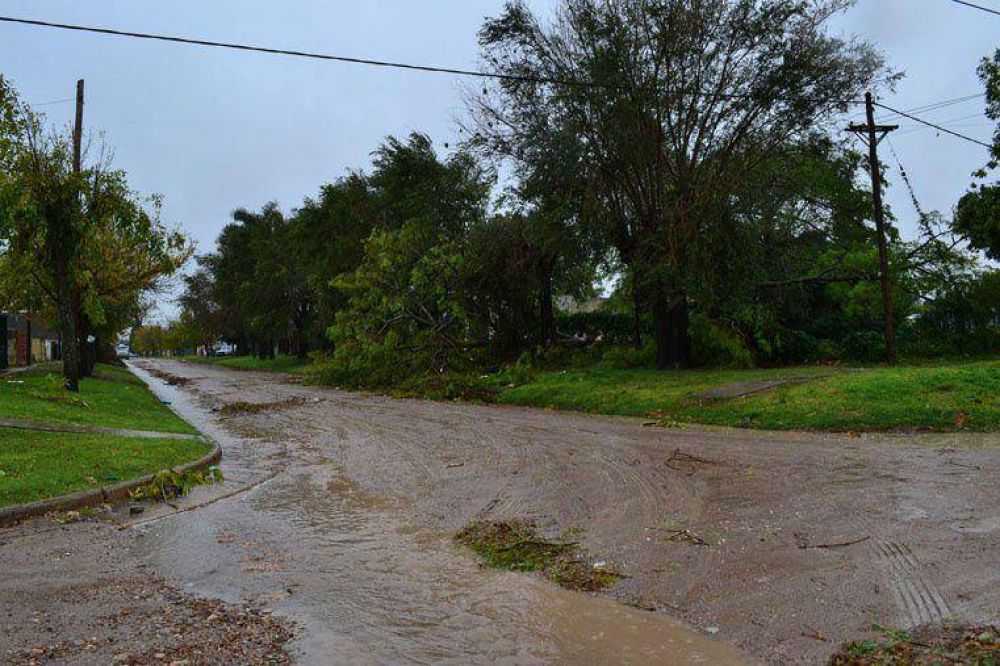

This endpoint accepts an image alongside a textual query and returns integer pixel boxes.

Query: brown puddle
[128,362,747,664]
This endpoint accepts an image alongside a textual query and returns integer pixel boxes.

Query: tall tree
[472,0,888,367]
[0,78,85,389]
[953,49,1000,260]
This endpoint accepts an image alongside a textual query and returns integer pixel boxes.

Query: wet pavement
[123,361,749,665]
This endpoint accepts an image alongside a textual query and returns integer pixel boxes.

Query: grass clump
[130,465,224,502]
[829,624,999,665]
[455,519,622,592]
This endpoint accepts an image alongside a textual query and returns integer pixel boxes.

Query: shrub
[690,315,754,368]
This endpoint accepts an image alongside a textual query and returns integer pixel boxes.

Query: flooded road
[126,361,749,664]
[120,359,1000,664]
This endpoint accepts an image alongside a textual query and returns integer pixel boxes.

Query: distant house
[1,312,61,369]
[555,295,609,314]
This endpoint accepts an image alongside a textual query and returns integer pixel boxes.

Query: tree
[472,0,888,368]
[327,133,492,382]
[953,49,1000,260]
[0,79,85,389]
[0,76,189,387]
[286,174,377,354]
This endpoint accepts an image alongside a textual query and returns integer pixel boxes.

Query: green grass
[0,429,212,508]
[498,360,1000,432]
[181,354,311,374]
[0,364,196,434]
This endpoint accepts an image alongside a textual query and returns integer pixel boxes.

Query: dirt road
[3,360,998,664]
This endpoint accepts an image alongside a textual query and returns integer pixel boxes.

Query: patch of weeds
[53,506,100,524]
[27,374,92,408]
[130,465,224,502]
[829,623,999,665]
[455,519,624,592]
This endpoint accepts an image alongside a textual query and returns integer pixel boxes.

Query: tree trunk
[632,279,642,350]
[76,312,95,378]
[538,269,555,348]
[55,278,81,391]
[651,284,691,369]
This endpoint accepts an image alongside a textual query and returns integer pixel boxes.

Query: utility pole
[72,78,84,173]
[848,92,898,366]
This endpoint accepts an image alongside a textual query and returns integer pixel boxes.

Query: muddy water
[127,362,747,665]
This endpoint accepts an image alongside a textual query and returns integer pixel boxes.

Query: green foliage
[557,311,636,345]
[829,624,999,666]
[325,134,494,383]
[954,184,1000,260]
[906,271,1000,356]
[130,465,223,502]
[688,315,754,369]
[0,75,189,388]
[455,519,622,592]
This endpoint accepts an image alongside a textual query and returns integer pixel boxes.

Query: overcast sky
[0,1,995,320]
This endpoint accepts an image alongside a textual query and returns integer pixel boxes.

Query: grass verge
[455,519,623,592]
[829,624,998,665]
[0,364,196,434]
[498,360,1000,432]
[181,354,311,374]
[0,429,212,508]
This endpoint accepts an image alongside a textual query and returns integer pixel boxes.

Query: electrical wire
[1,13,991,150]
[876,92,984,122]
[29,97,74,106]
[872,101,992,148]
[0,15,600,89]
[0,14,865,103]
[950,0,1000,16]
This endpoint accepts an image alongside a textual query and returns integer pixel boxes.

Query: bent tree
[472,0,888,367]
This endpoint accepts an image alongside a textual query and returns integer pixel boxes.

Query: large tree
[0,76,189,387]
[472,0,888,367]
[953,48,1000,260]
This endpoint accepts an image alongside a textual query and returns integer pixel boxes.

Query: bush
[690,315,754,368]
[556,311,639,345]
[840,330,886,363]
[601,342,656,369]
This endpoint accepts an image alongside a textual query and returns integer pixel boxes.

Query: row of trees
[177,0,996,380]
[0,76,189,389]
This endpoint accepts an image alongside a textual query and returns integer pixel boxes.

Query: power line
[31,97,74,106]
[872,101,992,148]
[3,12,992,153]
[950,0,1000,16]
[876,92,984,122]
[0,14,601,89]
[0,14,867,104]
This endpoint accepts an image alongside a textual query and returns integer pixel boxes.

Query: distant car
[116,345,130,359]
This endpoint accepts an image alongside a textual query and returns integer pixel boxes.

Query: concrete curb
[0,440,221,528]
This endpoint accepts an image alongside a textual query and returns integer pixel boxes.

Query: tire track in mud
[850,504,953,629]
[872,539,951,627]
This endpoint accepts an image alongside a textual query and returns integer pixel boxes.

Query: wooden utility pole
[72,78,84,173]
[848,92,898,366]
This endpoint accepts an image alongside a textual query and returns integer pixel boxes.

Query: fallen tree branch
[797,535,870,550]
